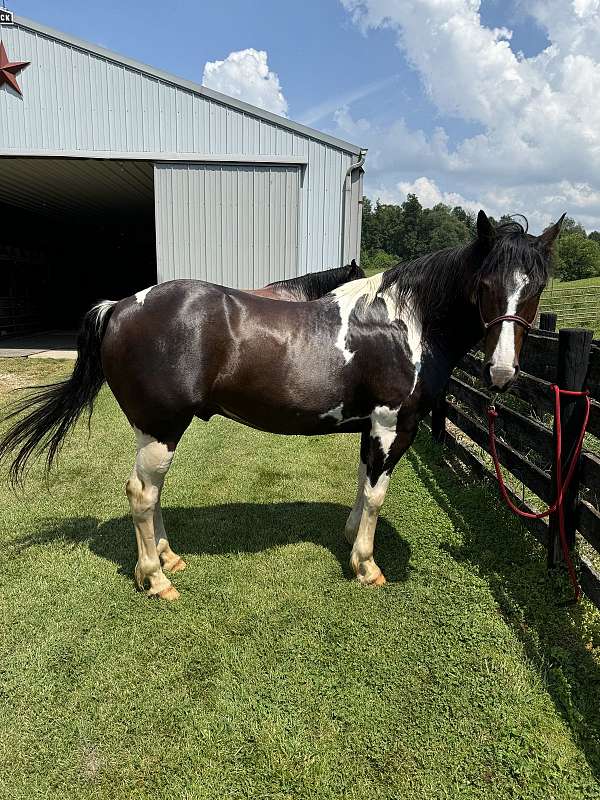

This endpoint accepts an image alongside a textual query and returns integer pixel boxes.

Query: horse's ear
[350,258,358,267]
[537,213,566,253]
[477,210,495,245]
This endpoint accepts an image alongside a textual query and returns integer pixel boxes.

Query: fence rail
[431,315,600,611]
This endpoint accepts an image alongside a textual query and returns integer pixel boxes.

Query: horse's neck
[420,299,481,395]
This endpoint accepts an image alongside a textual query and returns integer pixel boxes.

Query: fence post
[539,312,557,332]
[548,328,593,568]
[431,385,448,443]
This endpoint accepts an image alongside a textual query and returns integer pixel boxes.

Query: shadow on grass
[408,431,600,781]
[11,501,411,585]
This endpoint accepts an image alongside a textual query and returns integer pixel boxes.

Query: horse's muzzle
[483,362,519,392]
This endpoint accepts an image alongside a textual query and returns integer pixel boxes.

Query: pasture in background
[539,277,600,337]
[1,357,600,799]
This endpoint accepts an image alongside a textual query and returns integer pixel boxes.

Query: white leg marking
[351,471,390,585]
[489,271,527,386]
[345,460,367,545]
[135,285,156,305]
[370,405,398,458]
[128,427,177,598]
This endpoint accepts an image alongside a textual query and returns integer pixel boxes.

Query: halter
[482,314,533,332]
[478,295,533,333]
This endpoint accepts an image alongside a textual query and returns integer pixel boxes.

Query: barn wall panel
[155,163,300,289]
[0,22,362,277]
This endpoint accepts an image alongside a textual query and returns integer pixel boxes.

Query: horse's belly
[209,391,365,436]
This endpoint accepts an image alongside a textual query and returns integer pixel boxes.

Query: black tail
[0,300,117,485]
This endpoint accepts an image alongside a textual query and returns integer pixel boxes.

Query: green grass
[1,358,600,799]
[546,276,600,290]
[540,277,600,335]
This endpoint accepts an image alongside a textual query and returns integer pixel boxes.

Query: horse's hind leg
[154,495,186,573]
[127,429,180,600]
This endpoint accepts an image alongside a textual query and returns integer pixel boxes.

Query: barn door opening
[154,162,300,289]
[0,157,157,338]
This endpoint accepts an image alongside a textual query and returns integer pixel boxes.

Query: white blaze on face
[489,271,527,387]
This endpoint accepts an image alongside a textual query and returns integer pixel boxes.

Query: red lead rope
[487,386,591,602]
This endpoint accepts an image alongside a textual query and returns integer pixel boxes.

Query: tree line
[361,194,600,281]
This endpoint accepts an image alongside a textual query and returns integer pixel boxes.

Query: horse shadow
[11,501,412,585]
[408,432,600,780]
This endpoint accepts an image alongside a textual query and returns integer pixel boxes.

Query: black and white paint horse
[0,212,562,600]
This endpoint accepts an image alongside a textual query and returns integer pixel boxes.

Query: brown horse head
[475,210,565,392]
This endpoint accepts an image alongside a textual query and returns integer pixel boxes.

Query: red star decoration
[0,40,30,96]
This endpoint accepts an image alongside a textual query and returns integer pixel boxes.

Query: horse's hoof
[157,586,180,601]
[165,557,187,573]
[357,571,386,587]
[370,572,387,587]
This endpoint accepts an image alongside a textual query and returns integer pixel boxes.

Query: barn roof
[12,15,364,157]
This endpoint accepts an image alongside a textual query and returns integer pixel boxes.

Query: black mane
[267,261,365,300]
[380,217,549,333]
[473,219,549,299]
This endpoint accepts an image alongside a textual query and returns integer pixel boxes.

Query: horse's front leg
[349,412,417,586]
[344,431,369,546]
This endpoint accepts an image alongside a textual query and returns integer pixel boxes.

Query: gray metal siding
[0,22,362,276]
[342,167,364,264]
[155,163,300,288]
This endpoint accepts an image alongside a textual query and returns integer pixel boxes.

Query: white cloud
[338,0,600,231]
[202,49,288,116]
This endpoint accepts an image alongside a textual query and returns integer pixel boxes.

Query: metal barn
[0,13,365,335]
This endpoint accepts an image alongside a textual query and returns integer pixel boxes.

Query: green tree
[421,204,472,251]
[360,249,397,274]
[561,216,587,236]
[395,193,424,260]
[588,230,600,244]
[360,194,474,265]
[556,233,600,281]
[451,206,476,235]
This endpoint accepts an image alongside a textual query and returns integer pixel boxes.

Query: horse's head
[348,258,366,280]
[474,210,564,392]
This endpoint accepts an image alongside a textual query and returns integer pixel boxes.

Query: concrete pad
[0,331,77,360]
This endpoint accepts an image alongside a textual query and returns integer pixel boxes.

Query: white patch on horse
[370,405,398,458]
[399,294,423,394]
[331,272,395,363]
[490,271,527,381]
[319,403,367,425]
[135,286,156,305]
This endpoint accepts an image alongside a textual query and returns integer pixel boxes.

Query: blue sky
[12,0,539,141]
[8,0,600,230]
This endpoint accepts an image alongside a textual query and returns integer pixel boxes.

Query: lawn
[1,357,600,799]
[540,277,600,336]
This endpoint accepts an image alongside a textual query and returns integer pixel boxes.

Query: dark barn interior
[0,158,157,337]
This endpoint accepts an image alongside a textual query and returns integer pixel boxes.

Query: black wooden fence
[430,312,600,610]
